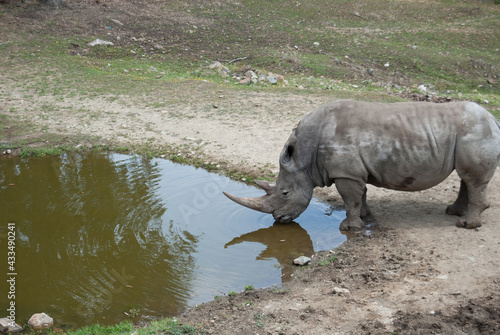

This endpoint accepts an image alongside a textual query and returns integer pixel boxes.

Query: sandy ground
[1,82,499,334]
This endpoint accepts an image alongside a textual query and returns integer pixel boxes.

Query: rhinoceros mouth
[273,211,301,223]
[274,214,292,223]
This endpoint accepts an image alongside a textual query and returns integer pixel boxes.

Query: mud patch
[394,292,500,334]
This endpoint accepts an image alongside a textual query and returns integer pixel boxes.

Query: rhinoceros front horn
[223,180,277,214]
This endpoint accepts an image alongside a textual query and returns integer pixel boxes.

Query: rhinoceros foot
[456,217,482,229]
[339,217,365,231]
[445,203,467,217]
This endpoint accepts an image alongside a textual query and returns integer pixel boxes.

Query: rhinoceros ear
[255,180,276,195]
[281,135,297,165]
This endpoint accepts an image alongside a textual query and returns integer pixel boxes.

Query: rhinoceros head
[223,129,315,223]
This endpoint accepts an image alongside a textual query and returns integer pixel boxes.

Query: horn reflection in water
[0,153,346,329]
[225,221,314,280]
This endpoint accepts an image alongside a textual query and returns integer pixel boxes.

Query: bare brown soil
[1,1,499,334]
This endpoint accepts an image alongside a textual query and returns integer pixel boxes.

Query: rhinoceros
[224,100,500,230]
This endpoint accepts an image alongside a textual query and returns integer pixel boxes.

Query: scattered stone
[27,313,53,331]
[367,68,374,76]
[88,39,114,47]
[313,42,320,47]
[293,256,311,266]
[209,61,230,77]
[245,70,258,80]
[266,75,277,84]
[332,287,350,295]
[110,18,124,26]
[384,62,390,68]
[0,318,23,334]
[239,77,251,85]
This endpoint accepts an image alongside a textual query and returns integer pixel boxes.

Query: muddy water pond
[0,153,346,329]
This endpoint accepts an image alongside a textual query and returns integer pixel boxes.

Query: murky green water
[0,153,346,329]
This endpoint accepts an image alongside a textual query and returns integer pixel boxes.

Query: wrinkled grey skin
[224,100,500,230]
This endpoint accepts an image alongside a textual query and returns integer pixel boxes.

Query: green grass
[1,0,498,107]
[53,318,202,335]
[244,284,255,291]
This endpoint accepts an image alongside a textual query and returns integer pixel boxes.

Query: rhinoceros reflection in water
[224,100,500,230]
[225,221,314,281]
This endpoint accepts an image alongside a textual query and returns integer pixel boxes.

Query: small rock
[87,39,114,47]
[110,19,124,26]
[0,318,22,334]
[209,61,230,77]
[384,62,390,68]
[266,75,277,84]
[245,70,258,79]
[293,256,311,266]
[208,61,222,69]
[27,313,53,331]
[239,77,251,85]
[313,42,320,47]
[366,68,374,76]
[332,287,350,295]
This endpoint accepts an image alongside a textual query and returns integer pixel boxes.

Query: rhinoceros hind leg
[456,217,483,229]
[446,180,468,217]
[335,179,366,231]
[453,180,490,229]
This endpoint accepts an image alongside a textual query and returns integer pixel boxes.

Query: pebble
[332,287,350,295]
[293,256,311,266]
[28,313,53,331]
[87,39,114,47]
[266,75,277,84]
[0,318,23,334]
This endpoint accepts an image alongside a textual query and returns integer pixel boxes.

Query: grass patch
[55,318,203,335]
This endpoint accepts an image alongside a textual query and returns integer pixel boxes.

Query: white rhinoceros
[224,100,500,230]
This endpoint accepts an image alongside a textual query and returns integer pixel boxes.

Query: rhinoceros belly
[363,138,456,191]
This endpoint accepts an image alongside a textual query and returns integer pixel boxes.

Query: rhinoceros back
[312,100,500,191]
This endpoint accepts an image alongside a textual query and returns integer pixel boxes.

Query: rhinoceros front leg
[360,186,371,218]
[335,178,366,231]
